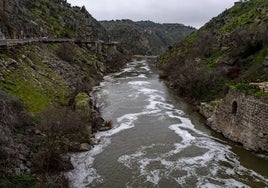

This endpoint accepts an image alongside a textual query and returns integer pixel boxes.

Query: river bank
[0,41,129,187]
[66,57,268,188]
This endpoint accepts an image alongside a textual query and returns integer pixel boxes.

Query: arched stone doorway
[232,101,238,115]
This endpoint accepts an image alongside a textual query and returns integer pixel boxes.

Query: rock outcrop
[0,0,107,40]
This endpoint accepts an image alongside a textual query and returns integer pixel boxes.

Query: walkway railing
[0,38,119,48]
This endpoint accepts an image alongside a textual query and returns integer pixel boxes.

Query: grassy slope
[0,43,106,114]
[0,0,112,114]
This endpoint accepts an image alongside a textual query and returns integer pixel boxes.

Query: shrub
[104,120,113,128]
[11,173,35,187]
[234,83,257,92]
[33,107,87,173]
[0,90,29,132]
[56,42,77,62]
[38,107,86,139]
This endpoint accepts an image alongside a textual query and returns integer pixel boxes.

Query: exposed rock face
[0,41,126,181]
[211,89,268,153]
[0,0,107,40]
[0,0,127,185]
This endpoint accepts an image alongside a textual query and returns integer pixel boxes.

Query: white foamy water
[66,58,268,188]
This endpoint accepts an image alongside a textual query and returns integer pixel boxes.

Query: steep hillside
[0,0,107,40]
[0,41,128,186]
[0,0,127,186]
[157,0,268,102]
[101,20,195,55]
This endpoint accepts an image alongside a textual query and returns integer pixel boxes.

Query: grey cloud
[67,0,237,28]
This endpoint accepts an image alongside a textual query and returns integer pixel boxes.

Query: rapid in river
[66,57,268,188]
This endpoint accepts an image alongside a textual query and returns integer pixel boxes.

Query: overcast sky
[67,0,237,28]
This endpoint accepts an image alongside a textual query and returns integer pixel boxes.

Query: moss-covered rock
[75,92,90,112]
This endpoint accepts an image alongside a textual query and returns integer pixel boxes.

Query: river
[66,57,268,188]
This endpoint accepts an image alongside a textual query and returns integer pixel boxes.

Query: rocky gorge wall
[0,0,107,39]
[0,0,128,185]
[0,40,127,185]
[205,89,268,154]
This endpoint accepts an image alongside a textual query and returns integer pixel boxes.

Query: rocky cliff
[157,0,268,153]
[101,20,195,55]
[0,0,127,186]
[0,0,107,40]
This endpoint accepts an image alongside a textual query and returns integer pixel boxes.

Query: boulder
[98,126,112,132]
[69,142,81,152]
[79,143,91,152]
[69,142,92,152]
[89,137,100,145]
[263,56,268,67]
[59,155,74,171]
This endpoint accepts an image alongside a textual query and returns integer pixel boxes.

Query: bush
[56,42,77,62]
[33,107,87,173]
[38,107,86,139]
[0,90,31,179]
[233,83,268,98]
[11,173,35,187]
[0,90,29,132]
[234,83,255,91]
[104,120,113,128]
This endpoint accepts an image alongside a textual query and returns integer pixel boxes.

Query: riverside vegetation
[157,0,268,102]
[157,0,268,154]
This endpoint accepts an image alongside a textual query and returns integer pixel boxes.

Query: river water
[66,57,268,188]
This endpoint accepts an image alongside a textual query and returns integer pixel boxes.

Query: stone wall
[211,89,268,153]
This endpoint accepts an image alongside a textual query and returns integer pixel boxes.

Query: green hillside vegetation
[1,43,98,114]
[101,20,195,55]
[157,0,268,102]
